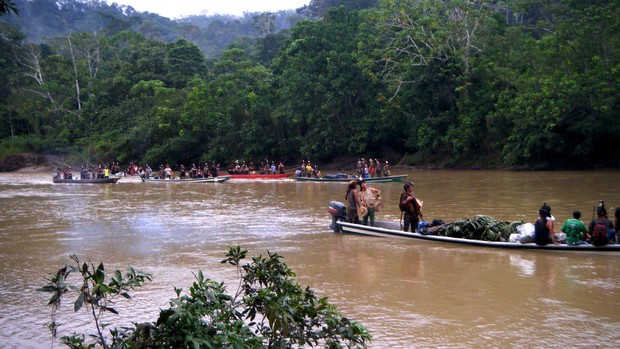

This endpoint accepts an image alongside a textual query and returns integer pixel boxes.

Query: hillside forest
[0,0,619,170]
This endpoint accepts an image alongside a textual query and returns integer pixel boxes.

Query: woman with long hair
[534,203,558,246]
[345,180,360,223]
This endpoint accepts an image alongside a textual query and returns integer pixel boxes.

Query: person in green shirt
[561,211,588,245]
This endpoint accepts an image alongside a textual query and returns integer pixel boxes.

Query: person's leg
[403,212,411,231]
[347,208,355,223]
[369,208,375,226]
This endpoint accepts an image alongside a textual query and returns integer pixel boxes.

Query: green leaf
[74,293,84,312]
[102,306,118,315]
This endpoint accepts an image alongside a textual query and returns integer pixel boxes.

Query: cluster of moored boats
[52,171,408,184]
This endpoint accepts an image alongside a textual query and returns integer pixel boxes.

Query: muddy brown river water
[0,170,619,348]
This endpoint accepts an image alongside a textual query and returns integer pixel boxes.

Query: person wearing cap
[359,180,381,226]
[345,180,361,223]
[383,161,390,176]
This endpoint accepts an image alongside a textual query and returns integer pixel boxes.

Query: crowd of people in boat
[342,176,619,247]
[53,162,122,180]
[54,157,394,181]
[522,201,619,246]
[391,179,619,247]
[127,163,222,180]
[356,158,391,178]
[125,159,290,179]
[228,160,286,175]
[294,157,393,179]
[295,160,321,178]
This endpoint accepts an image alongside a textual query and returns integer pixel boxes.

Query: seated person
[588,202,614,245]
[534,204,559,246]
[561,211,588,245]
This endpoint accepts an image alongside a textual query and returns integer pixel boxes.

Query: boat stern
[328,201,347,232]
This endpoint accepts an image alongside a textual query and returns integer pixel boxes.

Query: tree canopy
[1,0,618,169]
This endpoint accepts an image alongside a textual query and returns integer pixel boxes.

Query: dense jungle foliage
[1,0,619,169]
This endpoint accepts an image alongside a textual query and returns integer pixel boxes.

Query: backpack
[591,222,609,246]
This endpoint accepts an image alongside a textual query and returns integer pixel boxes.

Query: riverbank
[0,153,55,172]
[2,152,617,173]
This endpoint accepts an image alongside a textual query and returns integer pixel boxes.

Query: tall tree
[273,7,375,161]
[493,0,620,166]
[166,38,206,88]
[182,48,276,164]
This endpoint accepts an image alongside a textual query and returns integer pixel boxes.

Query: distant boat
[296,174,407,183]
[142,176,230,183]
[53,177,120,184]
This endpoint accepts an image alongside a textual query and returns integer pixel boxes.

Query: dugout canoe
[335,221,620,251]
[296,174,407,183]
[228,173,292,180]
[142,176,231,183]
[53,177,121,184]
[327,201,620,252]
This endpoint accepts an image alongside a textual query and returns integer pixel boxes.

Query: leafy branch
[37,254,152,349]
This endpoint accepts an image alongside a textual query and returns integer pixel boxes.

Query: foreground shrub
[39,247,371,348]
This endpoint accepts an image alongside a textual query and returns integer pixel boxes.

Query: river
[0,170,619,348]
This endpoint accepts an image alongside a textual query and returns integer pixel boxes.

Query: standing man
[359,180,381,226]
[383,161,390,176]
[399,181,422,232]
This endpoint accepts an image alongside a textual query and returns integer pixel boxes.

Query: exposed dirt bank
[0,153,57,172]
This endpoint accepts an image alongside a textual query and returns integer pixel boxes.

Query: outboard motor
[328,201,347,232]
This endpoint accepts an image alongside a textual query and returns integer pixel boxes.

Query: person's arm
[547,220,559,245]
[588,220,595,234]
[579,221,588,239]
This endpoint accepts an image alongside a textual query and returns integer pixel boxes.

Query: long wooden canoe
[53,177,120,184]
[297,174,407,183]
[228,173,292,180]
[143,176,230,183]
[335,220,620,252]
